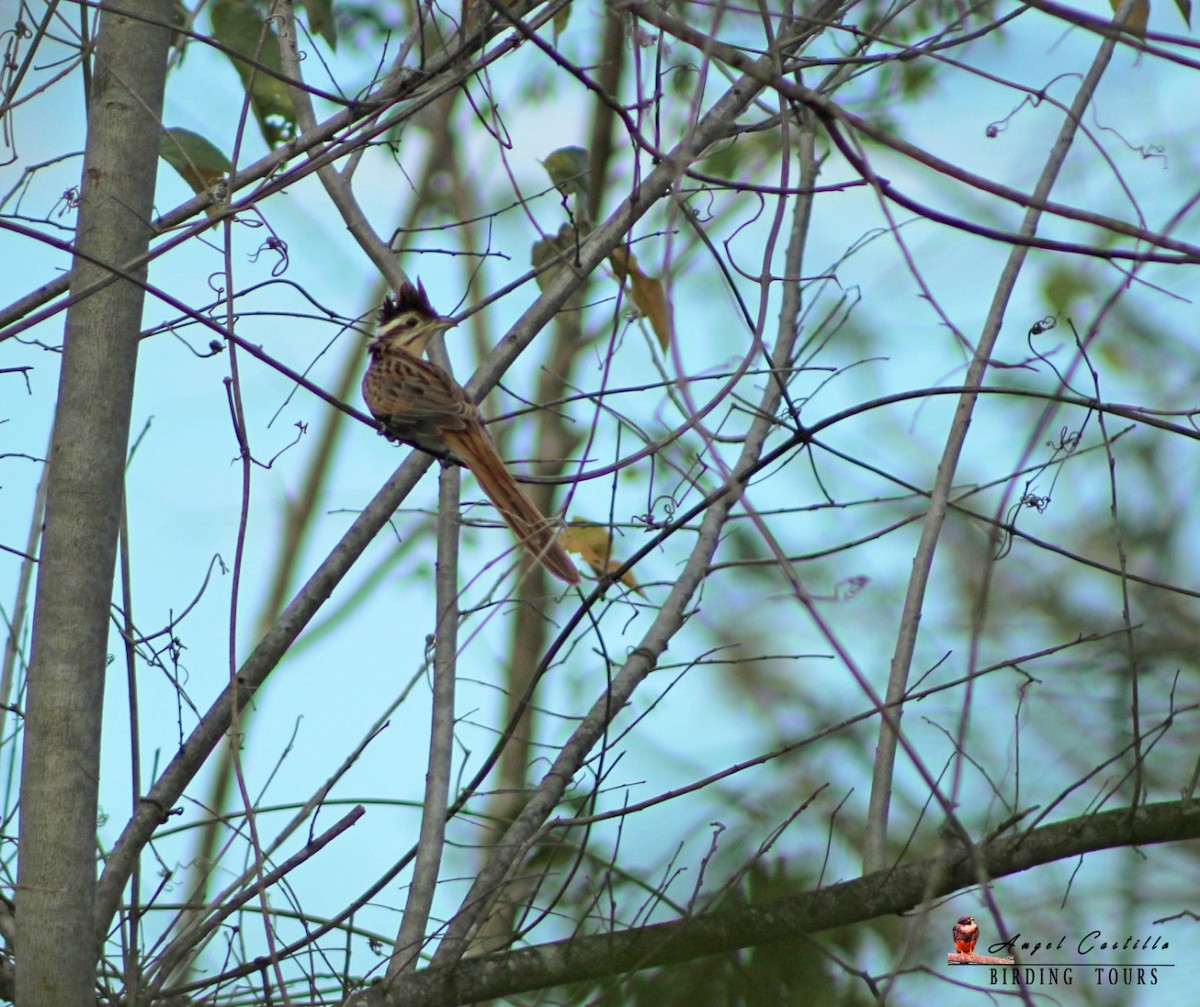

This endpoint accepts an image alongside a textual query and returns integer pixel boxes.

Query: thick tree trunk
[16,2,170,1004]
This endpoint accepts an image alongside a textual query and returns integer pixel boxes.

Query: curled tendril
[1021,492,1050,514]
[53,187,81,217]
[835,575,868,601]
[632,494,677,530]
[1029,315,1056,336]
[249,235,289,277]
[1049,426,1080,454]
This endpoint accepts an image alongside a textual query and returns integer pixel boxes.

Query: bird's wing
[365,349,479,427]
[362,348,484,460]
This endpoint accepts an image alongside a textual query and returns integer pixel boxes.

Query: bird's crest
[380,280,437,325]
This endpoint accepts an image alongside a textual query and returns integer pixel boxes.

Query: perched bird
[952,915,979,955]
[362,280,579,585]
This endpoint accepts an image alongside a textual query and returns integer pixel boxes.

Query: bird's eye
[403,316,419,328]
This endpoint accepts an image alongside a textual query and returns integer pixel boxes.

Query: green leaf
[169,0,190,57]
[301,0,337,50]
[211,0,297,149]
[1175,0,1192,26]
[159,127,231,192]
[541,146,590,206]
[159,128,232,224]
[552,1,571,39]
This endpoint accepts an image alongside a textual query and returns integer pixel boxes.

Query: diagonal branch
[426,2,850,966]
[351,800,1200,1007]
[864,0,1141,872]
[91,0,846,940]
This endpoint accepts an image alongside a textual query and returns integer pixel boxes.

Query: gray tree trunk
[16,2,170,1004]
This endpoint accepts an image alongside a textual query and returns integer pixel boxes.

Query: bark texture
[16,2,170,1004]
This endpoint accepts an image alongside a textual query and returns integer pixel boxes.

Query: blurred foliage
[211,0,297,147]
[566,861,868,1006]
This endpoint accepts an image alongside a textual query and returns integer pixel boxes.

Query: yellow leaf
[560,521,641,594]
[531,224,577,292]
[609,247,674,352]
[1108,0,1150,36]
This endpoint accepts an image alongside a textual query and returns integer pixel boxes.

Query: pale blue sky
[2,4,1198,1002]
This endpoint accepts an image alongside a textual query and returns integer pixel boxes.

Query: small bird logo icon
[952,915,979,954]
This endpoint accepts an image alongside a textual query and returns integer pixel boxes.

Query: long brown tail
[443,424,579,585]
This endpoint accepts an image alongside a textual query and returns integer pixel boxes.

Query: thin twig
[389,463,461,974]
